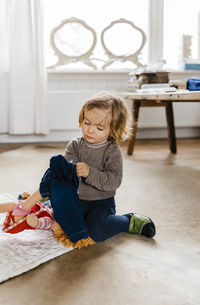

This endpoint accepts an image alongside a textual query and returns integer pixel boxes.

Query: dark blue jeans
[80,197,129,242]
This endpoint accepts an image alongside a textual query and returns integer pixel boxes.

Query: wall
[0,70,200,143]
[47,71,130,141]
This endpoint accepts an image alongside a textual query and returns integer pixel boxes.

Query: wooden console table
[120,90,200,155]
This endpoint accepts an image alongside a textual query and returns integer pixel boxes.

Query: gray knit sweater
[64,137,123,201]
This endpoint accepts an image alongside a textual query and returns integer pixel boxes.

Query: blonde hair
[79,91,129,143]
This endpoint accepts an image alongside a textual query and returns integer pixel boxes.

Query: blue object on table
[186,78,200,91]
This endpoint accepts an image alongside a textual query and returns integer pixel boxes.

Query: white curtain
[0,0,48,135]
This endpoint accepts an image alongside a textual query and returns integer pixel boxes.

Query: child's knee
[87,228,106,242]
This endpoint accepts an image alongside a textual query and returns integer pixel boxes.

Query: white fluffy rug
[0,193,71,283]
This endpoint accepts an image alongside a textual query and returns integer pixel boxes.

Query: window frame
[148,0,164,66]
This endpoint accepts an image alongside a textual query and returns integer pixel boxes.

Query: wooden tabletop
[120,90,200,101]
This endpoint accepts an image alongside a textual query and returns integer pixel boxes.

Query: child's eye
[84,121,90,125]
[97,126,103,131]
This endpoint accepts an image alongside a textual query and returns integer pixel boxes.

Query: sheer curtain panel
[0,0,48,135]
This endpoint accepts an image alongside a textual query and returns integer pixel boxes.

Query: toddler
[64,91,156,242]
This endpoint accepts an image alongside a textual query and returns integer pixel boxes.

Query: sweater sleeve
[64,139,80,163]
[84,145,123,192]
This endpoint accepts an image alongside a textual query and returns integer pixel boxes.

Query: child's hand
[76,162,90,178]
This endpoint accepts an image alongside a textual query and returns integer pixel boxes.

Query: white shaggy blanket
[0,194,71,283]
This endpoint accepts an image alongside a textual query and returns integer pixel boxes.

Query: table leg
[127,100,140,155]
[165,102,177,153]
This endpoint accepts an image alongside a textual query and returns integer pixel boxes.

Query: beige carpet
[0,143,200,305]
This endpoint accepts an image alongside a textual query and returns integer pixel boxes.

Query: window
[43,0,148,70]
[44,0,200,71]
[163,0,200,69]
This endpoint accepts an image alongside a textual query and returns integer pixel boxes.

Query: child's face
[81,107,111,144]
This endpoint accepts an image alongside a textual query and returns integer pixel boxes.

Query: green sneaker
[129,213,156,237]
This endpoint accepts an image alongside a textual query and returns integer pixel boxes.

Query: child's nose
[88,125,95,133]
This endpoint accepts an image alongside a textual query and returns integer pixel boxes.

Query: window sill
[47,68,200,75]
[47,69,132,75]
